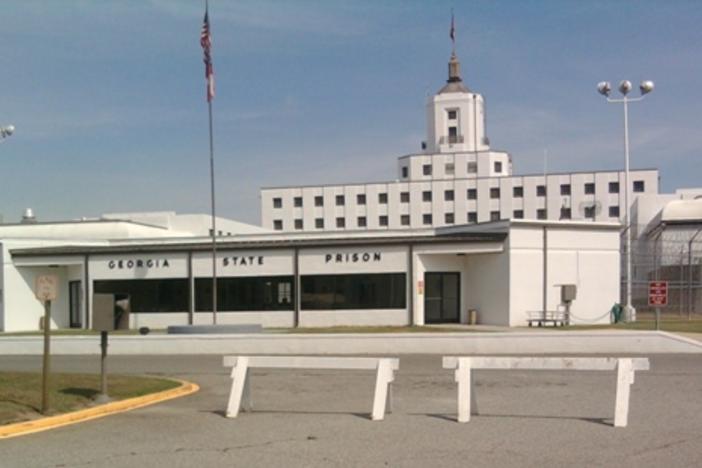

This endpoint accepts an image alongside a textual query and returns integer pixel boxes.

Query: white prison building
[261,51,659,232]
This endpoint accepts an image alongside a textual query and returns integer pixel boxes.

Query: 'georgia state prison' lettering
[222,256,264,266]
[108,259,170,269]
[325,252,382,263]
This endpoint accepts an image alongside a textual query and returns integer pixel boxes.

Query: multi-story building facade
[261,52,659,232]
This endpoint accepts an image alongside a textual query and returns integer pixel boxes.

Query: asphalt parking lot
[1,354,700,467]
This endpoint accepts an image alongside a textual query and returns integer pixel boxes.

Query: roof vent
[21,208,37,224]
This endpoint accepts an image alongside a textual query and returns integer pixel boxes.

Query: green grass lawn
[0,329,164,337]
[0,372,179,426]
[276,325,488,334]
[560,319,702,334]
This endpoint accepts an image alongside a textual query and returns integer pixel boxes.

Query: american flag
[450,12,455,44]
[201,7,215,102]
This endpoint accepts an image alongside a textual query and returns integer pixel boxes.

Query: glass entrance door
[424,272,460,324]
[69,281,82,328]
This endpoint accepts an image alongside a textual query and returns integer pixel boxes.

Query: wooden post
[41,300,51,414]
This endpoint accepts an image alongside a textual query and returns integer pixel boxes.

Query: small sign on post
[649,281,668,332]
[35,274,58,415]
[35,275,58,303]
[648,281,668,307]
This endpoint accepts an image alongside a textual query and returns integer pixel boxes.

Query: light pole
[0,124,14,141]
[597,80,654,322]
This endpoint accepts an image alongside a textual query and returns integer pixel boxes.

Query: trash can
[610,303,623,324]
[469,309,478,325]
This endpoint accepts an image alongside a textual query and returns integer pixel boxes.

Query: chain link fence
[627,226,702,321]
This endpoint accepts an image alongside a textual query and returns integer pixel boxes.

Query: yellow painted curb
[0,378,199,440]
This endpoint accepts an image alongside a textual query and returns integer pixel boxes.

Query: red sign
[648,281,668,307]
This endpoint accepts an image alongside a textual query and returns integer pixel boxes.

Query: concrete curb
[2,330,701,355]
[0,378,199,440]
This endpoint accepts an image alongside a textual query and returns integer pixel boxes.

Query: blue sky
[1,0,700,225]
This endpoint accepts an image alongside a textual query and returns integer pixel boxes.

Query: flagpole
[208,96,218,325]
[202,0,217,324]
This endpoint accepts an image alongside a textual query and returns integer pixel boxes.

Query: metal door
[424,272,460,323]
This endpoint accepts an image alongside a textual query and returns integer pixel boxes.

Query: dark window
[467,162,477,173]
[94,279,188,313]
[195,276,294,312]
[378,193,388,204]
[560,184,571,196]
[423,214,433,225]
[467,212,477,223]
[448,126,458,143]
[379,215,388,226]
[490,211,500,221]
[273,220,283,231]
[445,163,455,175]
[494,161,502,173]
[537,209,547,219]
[445,213,454,224]
[400,192,410,203]
[401,166,408,178]
[357,216,367,228]
[537,185,546,197]
[401,214,410,226]
[448,110,457,120]
[513,210,524,219]
[294,197,302,207]
[314,196,323,207]
[444,190,454,201]
[633,180,645,193]
[467,188,477,200]
[584,183,595,195]
[423,164,432,176]
[336,217,345,228]
[609,206,620,217]
[560,208,572,220]
[490,188,500,199]
[301,273,406,310]
[335,195,345,206]
[422,191,432,202]
[273,198,282,209]
[609,182,620,194]
[357,194,366,205]
[294,219,303,230]
[315,218,324,229]
[584,205,596,218]
[513,186,523,198]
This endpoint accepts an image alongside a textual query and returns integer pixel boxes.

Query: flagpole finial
[449,10,456,54]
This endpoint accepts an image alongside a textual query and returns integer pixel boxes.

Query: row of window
[272,181,645,209]
[93,273,406,312]
[272,205,622,230]
[405,161,502,178]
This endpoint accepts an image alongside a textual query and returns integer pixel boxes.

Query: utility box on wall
[561,284,577,303]
[92,293,130,331]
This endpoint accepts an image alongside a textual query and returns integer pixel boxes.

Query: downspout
[294,246,300,328]
[408,244,414,326]
[542,226,548,320]
[83,254,90,329]
[188,251,194,325]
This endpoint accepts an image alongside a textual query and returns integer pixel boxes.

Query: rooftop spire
[448,51,462,83]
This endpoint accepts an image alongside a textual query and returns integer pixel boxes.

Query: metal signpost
[648,281,668,331]
[35,274,58,414]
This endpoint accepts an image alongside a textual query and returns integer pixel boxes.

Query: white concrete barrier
[223,356,399,421]
[442,356,650,427]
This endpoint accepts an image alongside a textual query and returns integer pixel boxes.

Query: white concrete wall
[299,310,408,327]
[463,252,511,325]
[128,311,296,329]
[4,266,71,331]
[508,225,619,325]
